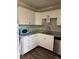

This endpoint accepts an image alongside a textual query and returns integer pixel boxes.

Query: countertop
[20,31,61,39]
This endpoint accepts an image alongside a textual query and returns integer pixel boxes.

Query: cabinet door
[18,7,29,24]
[38,34,45,47]
[28,36,35,49]
[45,35,54,51]
[38,37,46,48]
[28,12,35,25]
[38,34,54,51]
[18,7,35,25]
[29,34,38,48]
[35,12,42,25]
[21,37,30,55]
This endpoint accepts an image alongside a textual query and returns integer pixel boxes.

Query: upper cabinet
[41,9,61,25]
[35,12,42,25]
[35,9,61,25]
[17,6,61,26]
[17,6,35,25]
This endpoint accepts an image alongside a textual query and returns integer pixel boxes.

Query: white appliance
[17,25,20,59]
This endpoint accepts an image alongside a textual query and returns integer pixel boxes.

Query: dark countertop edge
[54,37,61,40]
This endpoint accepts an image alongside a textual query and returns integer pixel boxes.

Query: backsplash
[19,24,61,32]
[42,18,61,32]
[19,25,46,32]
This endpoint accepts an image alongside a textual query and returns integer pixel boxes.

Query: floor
[21,46,61,59]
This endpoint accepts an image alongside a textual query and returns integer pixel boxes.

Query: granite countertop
[42,31,61,38]
[24,31,61,39]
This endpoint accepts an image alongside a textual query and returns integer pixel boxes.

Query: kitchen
[17,0,61,59]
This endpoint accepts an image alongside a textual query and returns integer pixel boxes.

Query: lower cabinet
[37,34,54,51]
[21,34,38,55]
[21,33,54,55]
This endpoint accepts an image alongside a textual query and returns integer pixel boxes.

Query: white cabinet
[17,6,35,25]
[21,36,29,55]
[18,7,28,24]
[35,12,42,25]
[57,10,61,25]
[44,35,54,51]
[21,33,54,55]
[18,7,60,25]
[41,9,61,25]
[29,34,38,48]
[21,34,38,55]
[37,33,54,51]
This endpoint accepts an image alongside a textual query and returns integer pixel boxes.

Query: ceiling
[17,0,61,12]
